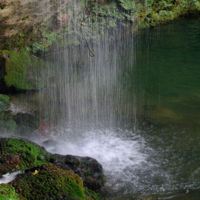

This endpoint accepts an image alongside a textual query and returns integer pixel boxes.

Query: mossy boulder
[10,163,89,200]
[13,112,39,136]
[0,138,50,175]
[0,50,49,91]
[0,184,26,200]
[0,94,9,111]
[50,154,105,191]
[0,111,16,134]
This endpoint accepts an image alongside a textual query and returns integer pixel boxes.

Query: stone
[10,163,89,200]
[50,154,105,191]
[0,138,50,176]
[0,111,16,134]
[0,50,49,91]
[13,112,39,136]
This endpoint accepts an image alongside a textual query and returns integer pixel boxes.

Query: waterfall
[6,0,200,199]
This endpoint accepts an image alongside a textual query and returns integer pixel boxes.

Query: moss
[22,15,29,20]
[1,50,48,91]
[10,163,88,200]
[0,111,16,134]
[84,188,104,200]
[0,94,10,111]
[0,184,26,200]
[0,138,50,174]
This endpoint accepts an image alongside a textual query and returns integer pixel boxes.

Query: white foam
[44,128,149,190]
[0,171,22,184]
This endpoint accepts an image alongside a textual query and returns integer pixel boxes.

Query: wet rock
[10,163,90,200]
[50,154,105,191]
[0,138,50,176]
[142,106,182,125]
[42,139,61,147]
[13,112,39,136]
[0,111,16,134]
[0,50,49,91]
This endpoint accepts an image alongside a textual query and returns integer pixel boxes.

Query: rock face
[0,0,69,49]
[51,154,105,191]
[14,113,40,136]
[0,111,16,134]
[1,0,200,52]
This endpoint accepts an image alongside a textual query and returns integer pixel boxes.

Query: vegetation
[0,50,48,91]
[0,138,50,175]
[0,138,104,199]
[0,184,26,200]
[10,163,88,200]
[22,15,29,20]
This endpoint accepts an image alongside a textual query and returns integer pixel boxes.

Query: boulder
[0,111,16,134]
[13,112,39,136]
[0,50,49,91]
[0,138,50,176]
[10,163,90,200]
[50,154,105,191]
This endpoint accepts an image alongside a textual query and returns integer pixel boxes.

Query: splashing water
[0,171,22,184]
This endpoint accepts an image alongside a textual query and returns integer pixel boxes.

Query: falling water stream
[9,16,200,199]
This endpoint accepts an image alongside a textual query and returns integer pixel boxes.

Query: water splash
[0,171,22,184]
[42,128,150,192]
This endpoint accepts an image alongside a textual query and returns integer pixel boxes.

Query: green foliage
[22,15,29,20]
[32,31,58,53]
[0,184,26,200]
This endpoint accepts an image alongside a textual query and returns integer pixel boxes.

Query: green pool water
[112,17,200,199]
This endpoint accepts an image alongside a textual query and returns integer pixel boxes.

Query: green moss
[22,15,29,20]
[2,50,48,91]
[84,188,104,200]
[0,138,50,174]
[0,184,26,200]
[0,94,9,111]
[11,163,88,200]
